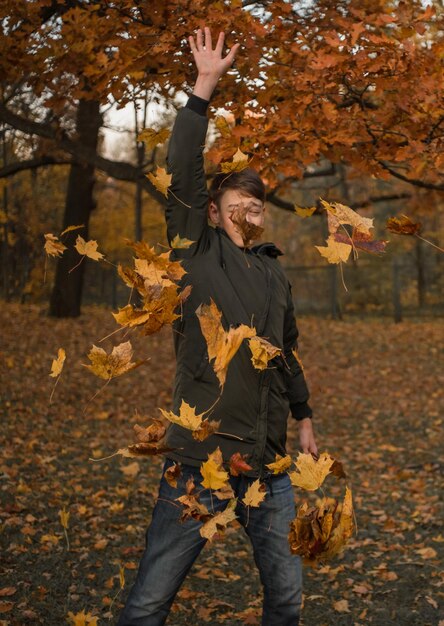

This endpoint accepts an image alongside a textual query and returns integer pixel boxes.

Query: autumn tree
[0,0,442,315]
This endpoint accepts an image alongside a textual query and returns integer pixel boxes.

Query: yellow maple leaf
[75,235,104,261]
[159,399,203,430]
[288,452,334,491]
[315,235,352,264]
[50,347,66,378]
[196,299,256,387]
[83,341,146,380]
[200,499,237,541]
[44,233,67,258]
[67,609,98,626]
[248,336,281,371]
[294,205,317,218]
[170,234,196,249]
[242,479,266,507]
[266,454,293,474]
[220,148,250,173]
[324,486,355,558]
[321,198,374,235]
[138,127,170,149]
[60,224,84,237]
[146,166,172,198]
[200,448,230,491]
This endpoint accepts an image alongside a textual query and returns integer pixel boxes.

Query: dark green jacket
[164,102,313,477]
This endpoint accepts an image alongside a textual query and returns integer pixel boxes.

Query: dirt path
[1,303,442,625]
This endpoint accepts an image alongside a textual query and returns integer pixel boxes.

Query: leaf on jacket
[288,487,355,561]
[229,203,264,247]
[200,447,230,491]
[229,452,253,477]
[146,166,172,198]
[200,499,237,541]
[242,479,266,507]
[266,454,293,474]
[159,399,220,441]
[386,213,421,235]
[164,462,182,488]
[315,235,352,264]
[196,299,256,387]
[44,233,67,258]
[75,235,104,261]
[138,126,170,149]
[50,347,66,378]
[220,148,250,173]
[83,341,147,380]
[288,452,334,491]
[248,336,281,371]
[170,234,196,249]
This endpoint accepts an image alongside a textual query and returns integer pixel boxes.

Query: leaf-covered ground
[1,302,443,626]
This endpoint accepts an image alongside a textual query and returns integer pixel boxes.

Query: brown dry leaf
[146,166,172,198]
[164,462,182,488]
[75,235,104,261]
[196,299,256,387]
[333,227,388,255]
[229,452,253,477]
[49,347,66,378]
[220,148,249,173]
[44,233,67,258]
[138,126,170,149]
[294,205,317,218]
[242,479,266,507]
[176,484,210,523]
[213,483,236,500]
[266,454,293,474]
[321,198,374,235]
[229,203,264,247]
[117,442,175,458]
[288,452,334,491]
[200,500,237,541]
[324,486,355,558]
[386,213,421,235]
[83,341,147,380]
[315,235,352,264]
[133,418,166,443]
[170,234,196,249]
[248,336,281,371]
[200,449,230,491]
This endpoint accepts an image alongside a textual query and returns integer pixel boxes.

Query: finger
[204,26,212,50]
[215,31,225,56]
[225,42,241,65]
[196,28,203,51]
[188,35,197,55]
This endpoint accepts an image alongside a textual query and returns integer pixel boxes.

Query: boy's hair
[209,168,266,208]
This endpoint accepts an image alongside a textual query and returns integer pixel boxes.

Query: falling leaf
[229,203,264,247]
[321,198,374,235]
[220,148,250,173]
[200,500,237,541]
[242,479,266,507]
[146,166,172,198]
[170,234,196,249]
[75,235,104,261]
[288,452,334,491]
[333,227,388,255]
[133,418,166,443]
[58,506,70,529]
[50,348,66,378]
[294,205,317,218]
[159,399,220,441]
[137,126,170,149]
[215,115,232,138]
[67,609,99,626]
[44,233,67,258]
[386,213,421,235]
[266,454,293,474]
[201,448,230,491]
[116,442,175,458]
[248,336,281,370]
[60,224,84,236]
[315,236,352,264]
[164,462,182,488]
[324,487,355,558]
[229,452,253,477]
[196,299,256,387]
[83,341,147,380]
[119,564,125,589]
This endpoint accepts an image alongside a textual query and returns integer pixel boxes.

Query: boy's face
[208,188,266,247]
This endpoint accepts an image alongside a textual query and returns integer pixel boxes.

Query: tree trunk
[49,99,102,317]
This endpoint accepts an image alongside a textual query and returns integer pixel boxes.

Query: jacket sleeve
[165,96,210,256]
[282,281,313,420]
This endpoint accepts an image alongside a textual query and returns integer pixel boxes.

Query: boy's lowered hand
[298,417,318,456]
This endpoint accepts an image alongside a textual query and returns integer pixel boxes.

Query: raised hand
[189,26,240,101]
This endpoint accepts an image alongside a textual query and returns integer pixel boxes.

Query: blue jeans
[117,458,302,626]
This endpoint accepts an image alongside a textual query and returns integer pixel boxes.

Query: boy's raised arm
[165,28,239,252]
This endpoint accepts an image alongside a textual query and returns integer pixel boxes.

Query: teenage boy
[117,26,317,626]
